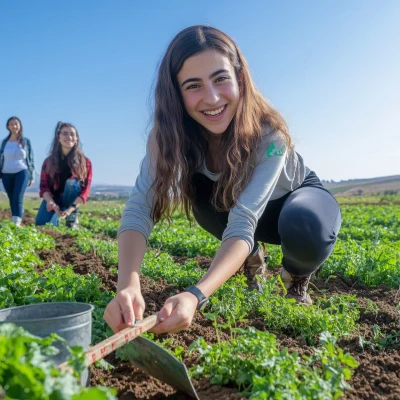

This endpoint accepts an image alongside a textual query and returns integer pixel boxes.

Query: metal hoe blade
[125,336,200,399]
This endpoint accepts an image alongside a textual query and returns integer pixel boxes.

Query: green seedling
[189,328,358,399]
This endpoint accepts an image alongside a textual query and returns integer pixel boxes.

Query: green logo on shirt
[266,143,284,157]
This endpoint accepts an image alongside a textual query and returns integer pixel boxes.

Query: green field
[0,194,399,399]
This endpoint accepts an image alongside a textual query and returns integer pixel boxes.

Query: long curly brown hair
[150,25,293,223]
[45,122,87,184]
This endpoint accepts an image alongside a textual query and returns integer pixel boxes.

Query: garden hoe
[59,314,200,399]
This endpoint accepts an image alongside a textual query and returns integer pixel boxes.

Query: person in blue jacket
[0,117,35,226]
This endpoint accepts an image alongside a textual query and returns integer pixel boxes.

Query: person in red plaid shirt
[36,122,92,229]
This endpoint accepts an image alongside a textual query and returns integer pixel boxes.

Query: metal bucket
[0,302,94,386]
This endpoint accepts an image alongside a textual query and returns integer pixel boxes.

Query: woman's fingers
[151,301,176,334]
[151,293,197,335]
[158,299,175,323]
[103,289,145,333]
[59,209,68,218]
[133,298,145,321]
[118,291,136,327]
[103,298,122,333]
[103,298,124,333]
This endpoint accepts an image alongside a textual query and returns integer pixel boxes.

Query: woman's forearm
[197,237,250,297]
[42,192,54,203]
[117,230,147,292]
[71,196,83,207]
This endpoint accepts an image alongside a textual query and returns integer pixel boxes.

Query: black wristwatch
[71,203,78,209]
[184,285,209,311]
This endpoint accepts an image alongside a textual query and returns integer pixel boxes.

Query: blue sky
[1,0,399,186]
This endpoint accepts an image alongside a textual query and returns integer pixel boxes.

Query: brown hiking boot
[279,267,313,305]
[244,247,266,291]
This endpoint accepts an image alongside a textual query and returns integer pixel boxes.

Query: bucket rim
[0,302,95,323]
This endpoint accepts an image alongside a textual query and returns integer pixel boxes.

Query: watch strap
[184,285,209,310]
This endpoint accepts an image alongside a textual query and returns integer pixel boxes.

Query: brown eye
[216,76,229,82]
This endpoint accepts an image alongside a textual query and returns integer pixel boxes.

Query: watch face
[198,298,209,311]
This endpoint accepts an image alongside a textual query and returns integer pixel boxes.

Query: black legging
[191,171,341,276]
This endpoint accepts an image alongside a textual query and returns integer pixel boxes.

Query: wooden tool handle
[59,314,158,371]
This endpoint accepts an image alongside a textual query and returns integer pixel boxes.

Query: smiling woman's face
[7,119,21,135]
[58,126,78,149]
[177,49,240,135]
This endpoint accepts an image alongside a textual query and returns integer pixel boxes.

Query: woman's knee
[36,214,58,227]
[35,213,46,226]
[35,211,47,226]
[278,201,340,272]
[35,201,52,226]
[35,218,45,226]
[65,178,78,187]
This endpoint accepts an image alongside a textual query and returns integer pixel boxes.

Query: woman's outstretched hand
[59,207,74,218]
[150,292,198,335]
[103,286,145,333]
[46,200,62,216]
[46,200,57,212]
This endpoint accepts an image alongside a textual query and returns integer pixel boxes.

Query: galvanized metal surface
[0,302,94,386]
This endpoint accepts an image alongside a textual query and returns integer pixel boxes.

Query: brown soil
[312,277,400,400]
[0,209,36,225]
[34,228,243,399]
[2,212,399,400]
[36,230,117,292]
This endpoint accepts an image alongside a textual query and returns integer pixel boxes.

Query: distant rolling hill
[2,172,399,198]
[322,175,400,196]
[1,175,133,199]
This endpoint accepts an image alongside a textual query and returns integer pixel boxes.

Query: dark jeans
[36,178,81,226]
[192,171,342,276]
[1,169,29,218]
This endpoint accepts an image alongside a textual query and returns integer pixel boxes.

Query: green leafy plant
[256,278,360,343]
[190,327,358,399]
[0,323,116,400]
[208,276,360,344]
[359,325,400,351]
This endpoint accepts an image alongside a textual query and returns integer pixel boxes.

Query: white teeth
[203,106,225,116]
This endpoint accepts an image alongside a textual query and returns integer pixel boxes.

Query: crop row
[81,203,400,289]
[0,221,116,399]
[0,217,361,399]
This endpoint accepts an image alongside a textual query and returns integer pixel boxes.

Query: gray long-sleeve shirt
[119,127,309,254]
